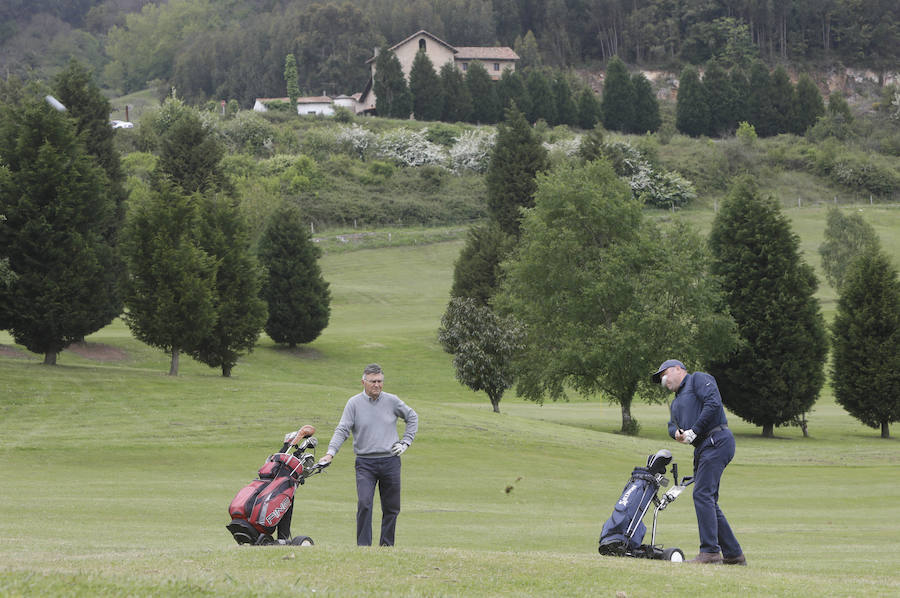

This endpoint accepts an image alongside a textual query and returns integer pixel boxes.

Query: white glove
[680,429,697,444]
[284,431,298,444]
[390,442,408,456]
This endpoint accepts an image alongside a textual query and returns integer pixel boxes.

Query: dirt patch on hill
[66,341,128,362]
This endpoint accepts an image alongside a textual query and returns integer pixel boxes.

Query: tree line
[0,63,331,374]
[1,1,896,107]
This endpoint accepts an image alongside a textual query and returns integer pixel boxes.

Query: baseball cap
[651,359,686,383]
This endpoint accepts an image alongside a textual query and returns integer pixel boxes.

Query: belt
[705,424,728,438]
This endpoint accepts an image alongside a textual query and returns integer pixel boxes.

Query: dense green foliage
[498,160,737,433]
[374,45,412,119]
[438,296,524,413]
[708,177,829,437]
[818,207,881,290]
[257,203,331,348]
[449,222,516,305]
[409,50,443,122]
[0,91,120,364]
[600,56,633,133]
[830,249,900,438]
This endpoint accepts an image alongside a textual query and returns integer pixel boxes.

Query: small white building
[253,95,341,116]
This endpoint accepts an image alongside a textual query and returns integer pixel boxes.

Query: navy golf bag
[598,449,672,554]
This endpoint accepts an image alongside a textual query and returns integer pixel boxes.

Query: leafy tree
[189,195,267,377]
[258,203,331,347]
[438,296,525,413]
[831,249,900,438]
[630,72,660,133]
[285,53,300,108]
[827,91,853,123]
[121,178,218,376]
[675,65,710,137]
[708,176,828,437]
[600,56,634,133]
[576,87,602,130]
[450,221,516,305]
[791,73,825,134]
[525,69,556,124]
[466,61,500,124]
[0,91,120,365]
[818,207,880,290]
[374,45,411,119]
[497,160,738,433]
[409,49,443,122]
[485,105,549,237]
[439,61,471,123]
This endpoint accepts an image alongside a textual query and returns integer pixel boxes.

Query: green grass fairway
[2,223,899,597]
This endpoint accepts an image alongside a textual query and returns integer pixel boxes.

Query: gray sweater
[326,391,418,458]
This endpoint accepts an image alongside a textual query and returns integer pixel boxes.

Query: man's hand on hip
[391,442,408,456]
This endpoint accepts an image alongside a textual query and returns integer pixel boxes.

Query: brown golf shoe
[723,553,747,566]
[688,551,723,564]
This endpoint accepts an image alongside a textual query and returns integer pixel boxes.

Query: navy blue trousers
[692,428,742,557]
[355,456,402,546]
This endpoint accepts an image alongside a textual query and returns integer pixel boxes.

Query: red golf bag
[226,431,326,545]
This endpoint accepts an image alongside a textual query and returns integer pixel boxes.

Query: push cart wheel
[290,535,314,546]
[661,548,684,562]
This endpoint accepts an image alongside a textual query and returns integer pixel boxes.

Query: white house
[253,95,336,116]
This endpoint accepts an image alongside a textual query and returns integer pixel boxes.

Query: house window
[461,63,467,71]
[494,63,500,71]
[419,39,426,51]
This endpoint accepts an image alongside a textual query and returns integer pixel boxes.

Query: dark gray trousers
[355,456,402,546]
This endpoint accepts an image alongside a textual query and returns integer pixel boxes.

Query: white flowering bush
[449,129,496,173]
[336,124,376,160]
[375,128,447,168]
[601,140,696,208]
[542,136,582,160]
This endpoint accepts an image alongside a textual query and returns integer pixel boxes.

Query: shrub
[220,110,275,156]
[448,128,496,173]
[336,124,376,160]
[375,128,447,168]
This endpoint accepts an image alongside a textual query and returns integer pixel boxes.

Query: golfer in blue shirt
[653,359,746,565]
[320,364,418,546]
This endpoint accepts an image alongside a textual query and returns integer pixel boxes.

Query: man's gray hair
[362,363,383,379]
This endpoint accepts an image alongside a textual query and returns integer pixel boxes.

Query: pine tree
[600,56,634,133]
[818,207,880,290]
[831,250,900,438]
[189,194,267,377]
[450,221,517,305]
[792,73,825,134]
[0,92,119,364]
[747,60,777,136]
[485,105,549,237]
[121,178,218,376]
[525,68,556,124]
[497,69,531,117]
[285,53,301,108]
[630,72,660,134]
[708,176,828,437]
[675,65,710,137]
[157,102,229,195]
[466,61,500,124]
[552,72,577,126]
[373,45,411,119]
[576,87,602,130]
[409,49,443,121]
[769,66,794,135]
[258,203,331,347]
[703,62,734,136]
[439,62,471,123]
[728,68,751,128]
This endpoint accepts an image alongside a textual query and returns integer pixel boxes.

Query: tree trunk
[621,404,633,433]
[169,348,180,376]
[43,351,57,365]
[762,423,774,437]
[222,364,232,377]
[489,393,501,413]
[882,421,890,439]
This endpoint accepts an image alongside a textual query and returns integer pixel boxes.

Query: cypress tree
[466,61,500,124]
[525,69,556,124]
[792,73,825,135]
[121,178,218,376]
[258,203,331,347]
[703,62,734,136]
[285,53,301,108]
[409,49,443,122]
[157,103,229,195]
[600,56,634,133]
[189,194,267,377]
[0,92,119,365]
[552,72,578,126]
[747,60,777,136]
[675,65,710,137]
[485,105,549,237]
[728,68,751,128]
[708,176,828,437]
[374,45,411,119]
[497,69,531,117]
[769,66,794,135]
[831,250,900,438]
[818,207,880,290]
[576,86,602,130]
[630,72,661,133]
[450,221,516,305]
[439,61,472,123]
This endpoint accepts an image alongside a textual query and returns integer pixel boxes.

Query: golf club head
[647,449,672,475]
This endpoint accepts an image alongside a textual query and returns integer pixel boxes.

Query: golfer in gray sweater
[319,364,418,546]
